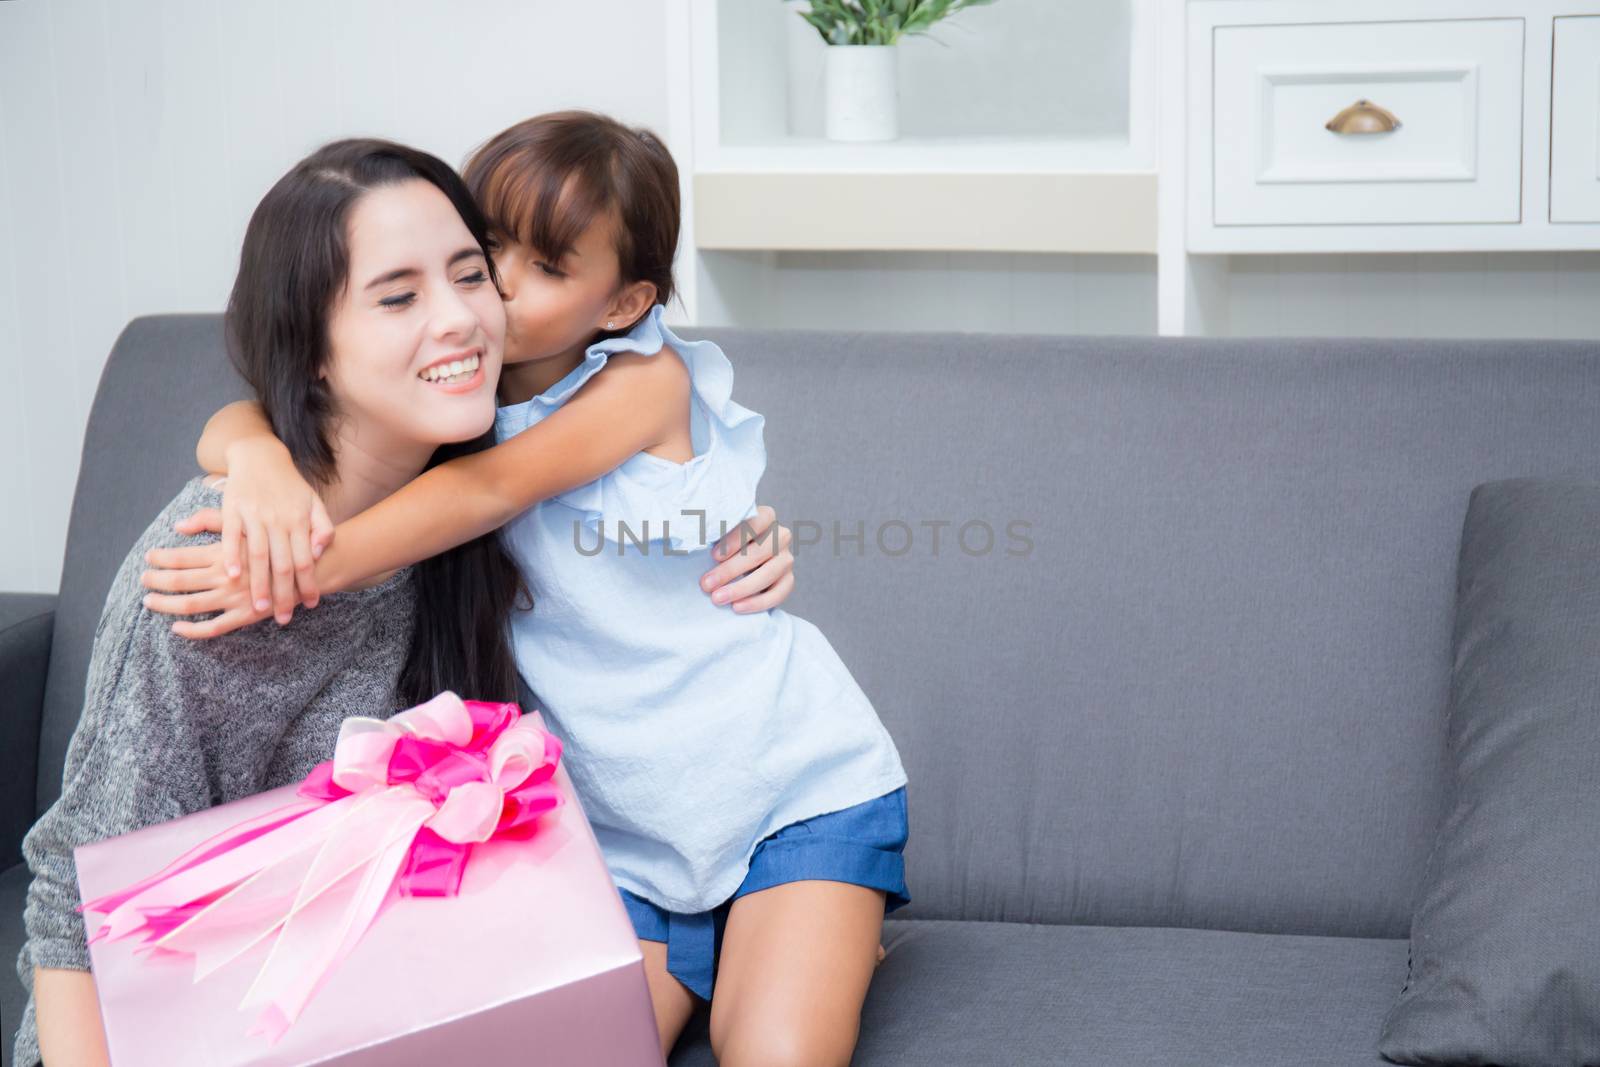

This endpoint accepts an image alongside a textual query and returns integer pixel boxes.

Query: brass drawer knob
[1326,98,1403,134]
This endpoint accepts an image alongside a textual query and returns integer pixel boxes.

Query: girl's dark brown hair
[463,110,680,326]
[225,137,526,706]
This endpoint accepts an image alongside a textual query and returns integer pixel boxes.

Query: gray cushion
[668,920,1409,1066]
[1379,478,1600,1066]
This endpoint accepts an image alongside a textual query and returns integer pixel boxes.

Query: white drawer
[1212,18,1524,227]
[1551,16,1600,223]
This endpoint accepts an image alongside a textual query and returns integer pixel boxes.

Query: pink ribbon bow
[78,692,563,1045]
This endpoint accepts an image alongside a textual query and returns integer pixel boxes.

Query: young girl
[143,111,911,1065]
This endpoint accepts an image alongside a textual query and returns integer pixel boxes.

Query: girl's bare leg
[708,881,886,1067]
[639,938,698,1060]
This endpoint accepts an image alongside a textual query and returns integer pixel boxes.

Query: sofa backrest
[38,317,249,813]
[38,318,1600,940]
[697,327,1600,940]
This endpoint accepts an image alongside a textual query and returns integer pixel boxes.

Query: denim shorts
[617,785,911,1002]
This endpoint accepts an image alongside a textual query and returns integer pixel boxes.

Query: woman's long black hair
[224,138,526,706]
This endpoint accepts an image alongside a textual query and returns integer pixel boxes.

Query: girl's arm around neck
[191,399,332,617]
[316,348,689,593]
[198,400,280,475]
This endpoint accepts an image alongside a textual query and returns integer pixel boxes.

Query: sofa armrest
[0,592,55,866]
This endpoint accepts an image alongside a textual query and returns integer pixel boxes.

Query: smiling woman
[218,141,524,704]
[230,153,505,493]
[11,138,526,1067]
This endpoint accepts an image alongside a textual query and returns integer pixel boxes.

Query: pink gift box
[73,710,663,1067]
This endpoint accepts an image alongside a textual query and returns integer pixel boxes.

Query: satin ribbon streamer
[78,692,564,1045]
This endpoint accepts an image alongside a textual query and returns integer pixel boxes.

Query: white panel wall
[1225,253,1600,339]
[699,250,1600,339]
[0,0,672,594]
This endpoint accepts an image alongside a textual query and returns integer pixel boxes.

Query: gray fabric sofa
[5,315,1599,1067]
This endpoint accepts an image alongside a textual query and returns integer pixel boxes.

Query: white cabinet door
[1552,16,1600,223]
[1212,17,1524,226]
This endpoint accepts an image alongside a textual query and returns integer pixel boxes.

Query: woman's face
[324,179,506,457]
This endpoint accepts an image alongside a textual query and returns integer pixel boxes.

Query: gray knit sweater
[13,477,416,1067]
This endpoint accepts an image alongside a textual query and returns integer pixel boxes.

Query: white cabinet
[1212,18,1523,227]
[1187,0,1600,255]
[1551,16,1600,223]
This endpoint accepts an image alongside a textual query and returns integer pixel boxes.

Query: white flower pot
[825,45,899,143]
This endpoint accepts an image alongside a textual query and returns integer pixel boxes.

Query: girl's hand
[700,505,795,613]
[176,445,333,625]
[140,520,274,639]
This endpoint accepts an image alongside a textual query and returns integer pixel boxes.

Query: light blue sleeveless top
[493,305,908,913]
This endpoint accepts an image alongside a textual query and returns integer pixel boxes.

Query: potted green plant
[785,0,999,142]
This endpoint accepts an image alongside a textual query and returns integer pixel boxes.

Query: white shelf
[694,171,1157,254]
[671,0,1164,322]
[697,136,1152,176]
